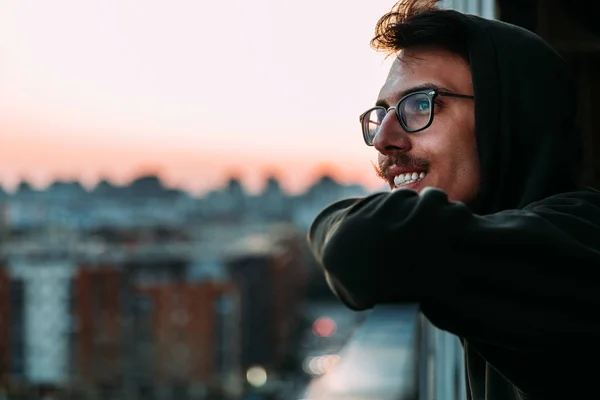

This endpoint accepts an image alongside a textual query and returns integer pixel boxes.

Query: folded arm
[308,187,600,350]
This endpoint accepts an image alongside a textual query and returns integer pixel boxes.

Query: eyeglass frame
[359,89,475,146]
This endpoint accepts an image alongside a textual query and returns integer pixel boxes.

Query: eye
[403,93,431,115]
[416,99,430,112]
[399,93,433,132]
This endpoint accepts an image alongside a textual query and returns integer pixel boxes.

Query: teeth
[393,171,426,189]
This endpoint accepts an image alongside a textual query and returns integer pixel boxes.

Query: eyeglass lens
[363,92,433,144]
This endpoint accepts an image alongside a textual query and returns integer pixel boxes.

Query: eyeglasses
[359,89,475,146]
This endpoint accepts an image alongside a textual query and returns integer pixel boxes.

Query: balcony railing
[300,304,466,400]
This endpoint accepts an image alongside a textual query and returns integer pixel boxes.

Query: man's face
[374,47,479,205]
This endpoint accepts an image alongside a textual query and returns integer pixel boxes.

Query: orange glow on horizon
[0,124,385,195]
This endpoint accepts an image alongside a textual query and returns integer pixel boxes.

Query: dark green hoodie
[307,11,600,400]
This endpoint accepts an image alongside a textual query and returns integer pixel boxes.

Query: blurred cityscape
[0,174,376,400]
[1,0,597,399]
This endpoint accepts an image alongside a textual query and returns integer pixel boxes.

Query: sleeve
[307,187,600,351]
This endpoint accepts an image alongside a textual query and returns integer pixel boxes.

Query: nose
[372,108,412,156]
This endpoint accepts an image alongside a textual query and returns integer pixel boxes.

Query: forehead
[377,48,473,103]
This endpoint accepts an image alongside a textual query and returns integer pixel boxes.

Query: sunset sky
[0,0,409,195]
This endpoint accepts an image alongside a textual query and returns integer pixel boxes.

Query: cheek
[423,134,479,200]
[450,139,480,200]
[420,106,477,200]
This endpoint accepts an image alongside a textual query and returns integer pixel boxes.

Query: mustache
[373,154,430,180]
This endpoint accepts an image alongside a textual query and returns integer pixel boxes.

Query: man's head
[363,0,479,205]
[372,48,478,205]
[363,0,582,213]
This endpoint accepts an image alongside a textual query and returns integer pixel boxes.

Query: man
[307,0,600,399]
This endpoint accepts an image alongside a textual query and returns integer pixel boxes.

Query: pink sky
[0,0,397,195]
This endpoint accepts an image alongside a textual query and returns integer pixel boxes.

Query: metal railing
[300,304,466,400]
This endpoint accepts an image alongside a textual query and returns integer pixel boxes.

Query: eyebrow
[375,82,453,108]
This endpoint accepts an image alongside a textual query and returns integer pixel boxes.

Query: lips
[381,162,428,189]
[376,156,430,191]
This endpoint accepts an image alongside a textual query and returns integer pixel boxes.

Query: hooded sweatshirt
[307,11,600,400]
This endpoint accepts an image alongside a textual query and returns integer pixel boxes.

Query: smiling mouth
[392,171,426,189]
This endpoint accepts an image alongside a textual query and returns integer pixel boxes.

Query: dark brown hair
[370,0,469,62]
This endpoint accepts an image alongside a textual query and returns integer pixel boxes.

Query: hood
[455,13,583,214]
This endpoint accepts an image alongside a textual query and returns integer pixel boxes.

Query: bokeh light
[312,317,337,337]
[302,354,341,375]
[246,365,268,388]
